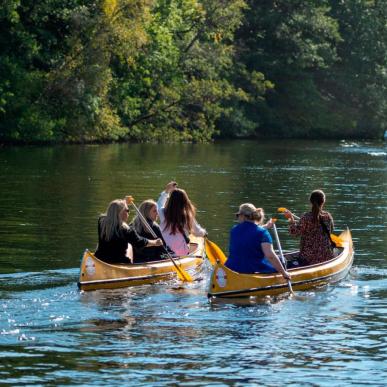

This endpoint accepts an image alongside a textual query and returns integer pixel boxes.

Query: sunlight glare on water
[0,140,386,385]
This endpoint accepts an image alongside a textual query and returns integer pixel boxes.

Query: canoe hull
[78,236,205,291]
[208,229,354,298]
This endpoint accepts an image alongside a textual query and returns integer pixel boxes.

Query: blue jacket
[225,221,275,274]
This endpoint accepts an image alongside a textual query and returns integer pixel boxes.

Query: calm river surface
[0,140,386,386]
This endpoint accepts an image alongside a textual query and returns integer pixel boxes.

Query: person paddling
[130,199,172,262]
[285,189,335,265]
[225,203,290,280]
[157,181,207,256]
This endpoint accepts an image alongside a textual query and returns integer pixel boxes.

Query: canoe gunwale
[89,254,203,269]
[78,271,172,287]
[207,258,353,298]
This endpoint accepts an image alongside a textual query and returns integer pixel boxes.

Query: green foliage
[111,0,247,142]
[226,0,344,138]
[0,0,385,143]
[325,0,387,137]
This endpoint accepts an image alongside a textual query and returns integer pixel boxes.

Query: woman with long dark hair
[157,181,206,256]
[286,190,335,265]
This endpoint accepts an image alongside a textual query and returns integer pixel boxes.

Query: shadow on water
[0,269,78,292]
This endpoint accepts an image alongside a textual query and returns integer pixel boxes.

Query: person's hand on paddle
[263,218,274,229]
[147,238,163,247]
[165,181,178,194]
[282,270,291,281]
[284,209,296,222]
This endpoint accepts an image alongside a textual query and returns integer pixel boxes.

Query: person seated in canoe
[157,181,207,256]
[130,199,173,262]
[285,189,335,266]
[225,203,290,280]
[95,199,163,264]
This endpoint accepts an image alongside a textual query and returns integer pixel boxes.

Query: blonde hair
[237,203,265,224]
[131,199,157,234]
[99,199,129,241]
[253,208,265,224]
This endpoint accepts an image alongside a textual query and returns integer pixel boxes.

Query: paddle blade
[173,263,193,282]
[330,234,344,248]
[277,207,292,219]
[125,195,134,205]
[165,252,193,282]
[205,239,227,266]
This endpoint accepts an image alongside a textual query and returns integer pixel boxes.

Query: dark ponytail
[310,190,325,223]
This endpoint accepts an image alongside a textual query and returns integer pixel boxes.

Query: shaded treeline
[0,0,385,143]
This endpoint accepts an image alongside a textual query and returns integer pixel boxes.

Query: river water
[0,140,386,385]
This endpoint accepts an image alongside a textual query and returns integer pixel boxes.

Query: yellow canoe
[78,236,205,291]
[208,229,354,298]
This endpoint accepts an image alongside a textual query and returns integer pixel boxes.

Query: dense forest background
[0,0,386,144]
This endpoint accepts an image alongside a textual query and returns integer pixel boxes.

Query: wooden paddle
[271,220,297,297]
[205,238,227,266]
[125,196,193,282]
[277,207,344,247]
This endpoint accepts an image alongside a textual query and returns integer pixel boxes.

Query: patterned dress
[289,211,334,265]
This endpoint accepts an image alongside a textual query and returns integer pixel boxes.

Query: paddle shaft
[272,222,295,296]
[129,201,190,280]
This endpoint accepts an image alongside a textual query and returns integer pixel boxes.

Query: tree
[325,0,387,138]
[227,0,343,138]
[112,0,247,142]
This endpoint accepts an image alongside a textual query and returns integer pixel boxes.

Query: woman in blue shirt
[225,203,290,280]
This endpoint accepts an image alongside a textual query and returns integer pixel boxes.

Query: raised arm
[156,181,177,223]
[192,219,207,237]
[156,191,169,224]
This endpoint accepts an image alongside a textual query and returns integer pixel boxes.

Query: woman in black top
[130,199,172,262]
[95,199,163,264]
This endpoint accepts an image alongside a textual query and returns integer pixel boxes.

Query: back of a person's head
[105,199,125,219]
[238,203,264,224]
[310,190,325,206]
[100,199,126,240]
[165,188,195,233]
[169,189,190,209]
[309,190,326,221]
